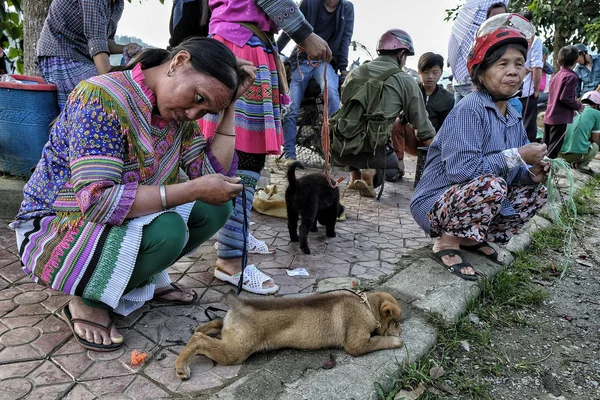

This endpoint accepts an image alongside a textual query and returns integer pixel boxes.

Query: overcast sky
[117,0,458,72]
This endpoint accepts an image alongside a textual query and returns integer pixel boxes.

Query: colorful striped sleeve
[68,101,137,225]
[180,122,238,179]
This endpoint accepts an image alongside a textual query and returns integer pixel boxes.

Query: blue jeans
[282,60,340,159]
[453,83,473,104]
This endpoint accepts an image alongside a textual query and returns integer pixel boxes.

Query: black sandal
[61,304,123,352]
[152,283,198,305]
[460,241,504,265]
[432,249,480,281]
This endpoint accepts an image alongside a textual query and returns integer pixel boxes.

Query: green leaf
[8,47,19,59]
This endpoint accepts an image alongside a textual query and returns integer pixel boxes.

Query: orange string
[297,49,343,189]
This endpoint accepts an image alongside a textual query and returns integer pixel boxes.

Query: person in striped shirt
[411,14,549,281]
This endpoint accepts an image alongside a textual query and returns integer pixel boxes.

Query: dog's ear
[379,300,401,320]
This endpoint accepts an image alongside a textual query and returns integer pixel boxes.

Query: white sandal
[214,234,276,254]
[213,264,279,295]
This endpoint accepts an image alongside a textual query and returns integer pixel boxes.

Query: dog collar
[359,292,382,329]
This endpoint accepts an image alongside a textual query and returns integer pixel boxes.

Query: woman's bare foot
[216,258,276,289]
[68,297,123,346]
[433,235,476,276]
[154,284,196,303]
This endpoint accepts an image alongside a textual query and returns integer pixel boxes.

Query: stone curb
[208,160,599,400]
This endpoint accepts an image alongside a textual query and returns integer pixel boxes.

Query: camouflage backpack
[329,66,401,156]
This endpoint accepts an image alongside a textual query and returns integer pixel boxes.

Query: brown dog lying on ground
[175,290,403,380]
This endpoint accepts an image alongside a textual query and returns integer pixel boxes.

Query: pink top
[131,63,168,129]
[208,0,277,47]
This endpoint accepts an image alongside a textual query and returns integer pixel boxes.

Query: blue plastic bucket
[0,75,59,177]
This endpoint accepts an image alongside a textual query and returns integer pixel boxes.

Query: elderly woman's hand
[190,174,243,205]
[231,58,256,103]
[518,143,547,165]
[529,160,550,183]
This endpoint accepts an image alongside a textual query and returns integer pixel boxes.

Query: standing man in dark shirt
[277,0,354,164]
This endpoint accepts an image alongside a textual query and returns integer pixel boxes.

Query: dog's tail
[286,161,305,189]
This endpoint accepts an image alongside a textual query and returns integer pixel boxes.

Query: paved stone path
[0,156,432,399]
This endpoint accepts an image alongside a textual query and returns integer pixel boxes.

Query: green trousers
[83,200,232,310]
[559,142,599,170]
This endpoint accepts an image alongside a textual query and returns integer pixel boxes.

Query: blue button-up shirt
[410,90,535,234]
[575,55,600,97]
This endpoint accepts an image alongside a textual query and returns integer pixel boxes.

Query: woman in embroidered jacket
[10,38,255,351]
[410,14,549,281]
[199,0,331,294]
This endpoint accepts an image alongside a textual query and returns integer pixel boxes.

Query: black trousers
[544,123,567,159]
[333,145,400,188]
[520,95,539,143]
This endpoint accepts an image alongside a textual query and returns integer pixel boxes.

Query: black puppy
[286,162,344,254]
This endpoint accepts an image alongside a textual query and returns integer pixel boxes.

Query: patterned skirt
[13,203,194,316]
[199,34,283,155]
[38,57,98,110]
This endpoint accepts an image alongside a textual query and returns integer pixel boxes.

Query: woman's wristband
[159,185,168,210]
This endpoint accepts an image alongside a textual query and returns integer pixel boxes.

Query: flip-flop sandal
[354,179,375,198]
[460,241,504,265]
[153,283,198,305]
[61,304,123,352]
[214,234,276,255]
[214,264,279,295]
[432,249,480,281]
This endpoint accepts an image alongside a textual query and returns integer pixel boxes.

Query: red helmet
[377,29,414,56]
[467,13,533,74]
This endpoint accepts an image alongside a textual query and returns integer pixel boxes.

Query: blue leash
[236,184,248,295]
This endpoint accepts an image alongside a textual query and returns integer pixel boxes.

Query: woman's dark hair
[418,52,444,73]
[486,2,508,18]
[470,43,527,91]
[113,37,239,91]
[557,45,579,68]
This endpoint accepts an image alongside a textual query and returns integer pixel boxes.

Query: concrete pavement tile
[0,343,44,363]
[0,359,42,378]
[0,377,34,399]
[15,282,45,292]
[27,360,72,386]
[0,261,26,283]
[0,299,17,317]
[124,376,171,399]
[0,249,19,268]
[78,359,134,380]
[3,303,51,318]
[144,350,216,393]
[113,305,149,329]
[212,363,242,380]
[0,287,20,301]
[62,384,96,400]
[81,375,136,396]
[178,370,224,394]
[198,288,225,304]
[187,261,213,274]
[53,337,84,356]
[52,352,94,379]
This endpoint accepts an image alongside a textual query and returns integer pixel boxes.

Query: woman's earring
[167,68,174,77]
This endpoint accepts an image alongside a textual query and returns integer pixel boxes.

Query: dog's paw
[290,235,299,242]
[175,365,191,381]
[300,245,311,254]
[325,231,336,238]
[392,336,403,348]
[310,226,318,232]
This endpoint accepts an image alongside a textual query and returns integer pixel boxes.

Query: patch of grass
[530,226,567,253]
[572,176,600,215]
